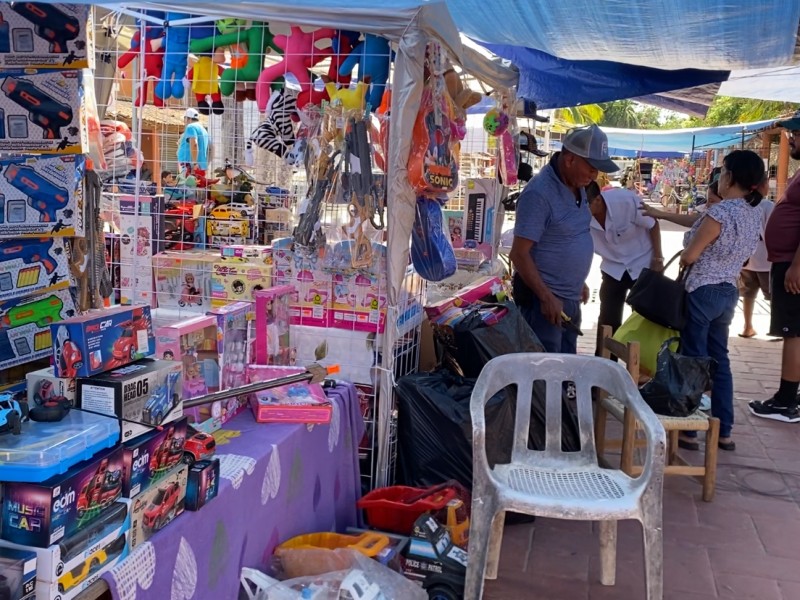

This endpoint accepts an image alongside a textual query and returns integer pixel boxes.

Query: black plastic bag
[396,369,581,489]
[639,337,716,417]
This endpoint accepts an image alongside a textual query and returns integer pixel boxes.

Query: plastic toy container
[357,485,459,535]
[277,532,389,558]
[0,410,119,482]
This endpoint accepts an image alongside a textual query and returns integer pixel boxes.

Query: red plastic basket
[357,484,459,535]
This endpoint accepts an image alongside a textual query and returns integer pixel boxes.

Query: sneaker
[748,398,800,423]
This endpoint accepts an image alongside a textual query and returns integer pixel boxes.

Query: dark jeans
[519,294,582,354]
[599,270,636,334]
[680,283,738,438]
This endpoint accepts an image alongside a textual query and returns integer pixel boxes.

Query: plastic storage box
[356,485,459,535]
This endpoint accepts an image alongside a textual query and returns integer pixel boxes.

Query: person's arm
[188,137,199,167]
[680,217,721,267]
[648,220,664,271]
[509,237,563,324]
[641,203,701,227]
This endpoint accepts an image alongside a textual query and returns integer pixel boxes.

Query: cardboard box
[0,547,36,599]
[50,305,156,378]
[1,446,124,548]
[154,314,220,398]
[253,286,293,365]
[220,244,272,264]
[26,366,76,408]
[271,237,293,286]
[210,257,272,307]
[0,4,92,70]
[462,178,501,261]
[0,69,87,155]
[122,417,187,499]
[0,155,85,238]
[185,459,219,511]
[153,250,216,312]
[0,237,70,301]
[0,501,128,586]
[0,288,77,371]
[118,195,157,307]
[129,464,187,551]
[77,359,183,442]
[289,253,331,327]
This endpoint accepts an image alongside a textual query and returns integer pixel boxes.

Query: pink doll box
[330,270,388,333]
[253,286,295,365]
[289,254,331,328]
[246,365,331,424]
[210,257,273,308]
[153,250,216,312]
[424,275,504,320]
[271,238,294,286]
[154,314,220,402]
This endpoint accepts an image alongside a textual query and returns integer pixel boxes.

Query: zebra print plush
[249,88,298,158]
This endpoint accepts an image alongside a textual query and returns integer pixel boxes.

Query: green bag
[613,312,679,375]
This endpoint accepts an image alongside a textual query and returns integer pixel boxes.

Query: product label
[80,384,115,415]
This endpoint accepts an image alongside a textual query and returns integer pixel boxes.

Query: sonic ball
[483,109,509,137]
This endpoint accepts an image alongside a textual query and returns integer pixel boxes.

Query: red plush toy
[117,28,166,108]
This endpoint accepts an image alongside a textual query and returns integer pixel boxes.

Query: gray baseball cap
[562,124,619,173]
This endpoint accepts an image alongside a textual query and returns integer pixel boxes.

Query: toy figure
[188,49,225,115]
[136,227,150,256]
[180,273,202,307]
[183,359,208,399]
[116,28,165,107]
[155,12,191,101]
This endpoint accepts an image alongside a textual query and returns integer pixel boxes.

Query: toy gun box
[0,288,76,371]
[50,304,156,378]
[0,69,86,155]
[0,237,70,302]
[0,4,92,70]
[122,416,188,499]
[77,359,183,443]
[0,155,85,237]
[129,463,187,551]
[0,546,37,600]
[0,446,124,548]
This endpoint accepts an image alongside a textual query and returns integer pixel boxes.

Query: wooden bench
[594,325,719,502]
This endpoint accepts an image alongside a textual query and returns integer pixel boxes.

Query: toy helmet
[184,108,201,121]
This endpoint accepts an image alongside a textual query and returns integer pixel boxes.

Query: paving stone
[708,548,800,584]
[778,581,800,600]
[752,515,800,559]
[714,572,782,600]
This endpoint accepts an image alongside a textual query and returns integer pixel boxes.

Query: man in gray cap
[510,124,619,353]
[749,110,800,423]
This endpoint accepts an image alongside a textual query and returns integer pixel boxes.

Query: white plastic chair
[464,353,666,600]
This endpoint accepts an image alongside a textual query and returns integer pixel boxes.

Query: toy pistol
[560,311,583,336]
[1,76,73,140]
[11,2,80,54]
[1,237,57,274]
[4,164,69,223]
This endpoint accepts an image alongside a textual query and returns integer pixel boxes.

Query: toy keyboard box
[185,458,219,511]
[26,366,76,409]
[153,250,216,312]
[0,288,77,371]
[122,416,188,499]
[129,464,188,551]
[462,178,501,261]
[0,546,36,600]
[50,304,156,378]
[0,501,127,586]
[154,314,220,401]
[0,446,124,548]
[0,69,87,155]
[210,256,273,308]
[0,237,70,302]
[77,359,183,443]
[0,4,92,70]
[0,155,85,238]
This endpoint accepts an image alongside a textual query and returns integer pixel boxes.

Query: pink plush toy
[255,26,337,112]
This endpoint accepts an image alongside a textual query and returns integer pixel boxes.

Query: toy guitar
[411,197,457,282]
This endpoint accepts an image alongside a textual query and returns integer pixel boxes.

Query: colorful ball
[483,109,509,137]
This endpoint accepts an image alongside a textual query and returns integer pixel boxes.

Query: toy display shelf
[0,411,119,482]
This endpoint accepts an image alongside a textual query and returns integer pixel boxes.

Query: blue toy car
[0,393,27,436]
[142,371,181,426]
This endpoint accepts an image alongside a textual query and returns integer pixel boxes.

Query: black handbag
[626,251,690,330]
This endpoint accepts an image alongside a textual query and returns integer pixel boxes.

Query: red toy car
[183,432,216,465]
[59,339,83,378]
[142,481,181,530]
[150,435,185,472]
[77,462,122,517]
[111,325,136,361]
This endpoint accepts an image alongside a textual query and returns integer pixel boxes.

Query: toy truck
[402,514,467,600]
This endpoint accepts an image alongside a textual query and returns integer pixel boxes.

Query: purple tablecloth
[102,382,364,600]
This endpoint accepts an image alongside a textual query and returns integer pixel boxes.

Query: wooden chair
[594,325,719,502]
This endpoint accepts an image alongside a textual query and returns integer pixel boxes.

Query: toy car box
[121,417,187,499]
[129,464,187,551]
[155,314,220,400]
[26,366,76,409]
[0,288,77,371]
[0,500,127,586]
[210,257,272,308]
[77,359,183,443]
[0,4,92,70]
[0,155,85,238]
[345,527,409,572]
[184,458,219,511]
[153,250,216,312]
[1,446,124,548]
[0,237,70,302]
[220,244,272,264]
[0,69,87,155]
[0,546,36,600]
[50,304,156,378]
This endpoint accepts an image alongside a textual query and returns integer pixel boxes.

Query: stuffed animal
[338,34,392,110]
[296,30,359,108]
[188,50,225,115]
[324,81,367,111]
[249,88,298,158]
[255,26,337,113]
[155,13,191,101]
[117,27,165,107]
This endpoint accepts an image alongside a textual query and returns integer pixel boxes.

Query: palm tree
[598,100,642,129]
[554,104,604,126]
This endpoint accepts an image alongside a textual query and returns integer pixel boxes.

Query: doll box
[210,257,272,308]
[246,365,331,424]
[153,250,217,312]
[155,314,220,399]
[253,285,294,365]
[118,195,157,307]
[424,276,504,321]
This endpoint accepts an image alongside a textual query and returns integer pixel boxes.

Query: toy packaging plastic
[118,194,157,307]
[0,288,77,371]
[0,69,87,155]
[0,237,70,302]
[122,417,187,499]
[0,155,85,237]
[1,445,124,548]
[253,285,293,365]
[289,253,331,327]
[0,546,36,600]
[424,275,504,321]
[210,256,272,308]
[220,244,272,264]
[462,178,500,261]
[292,325,380,386]
[129,463,187,551]
[0,3,92,70]
[77,359,183,442]
[0,410,119,483]
[50,304,156,378]
[0,501,128,589]
[155,314,219,400]
[185,458,219,511]
[153,250,216,311]
[26,366,76,409]
[247,365,331,424]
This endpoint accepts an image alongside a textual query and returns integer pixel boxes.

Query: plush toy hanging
[338,34,392,110]
[249,88,298,158]
[155,12,191,101]
[116,27,165,107]
[325,81,367,111]
[297,30,359,108]
[254,26,338,113]
[188,50,225,115]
